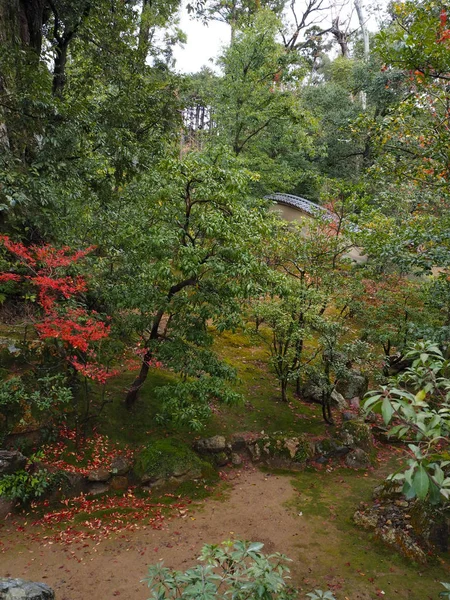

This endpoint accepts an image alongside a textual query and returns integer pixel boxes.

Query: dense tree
[86,149,274,413]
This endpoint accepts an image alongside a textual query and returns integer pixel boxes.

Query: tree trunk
[52,39,68,96]
[354,0,369,61]
[125,350,152,409]
[354,0,369,109]
[321,394,334,425]
[138,0,151,60]
[0,0,47,149]
[0,0,47,52]
[281,379,288,402]
[331,17,349,58]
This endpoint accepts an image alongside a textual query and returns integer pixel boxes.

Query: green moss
[134,438,209,482]
[283,460,450,598]
[340,419,373,452]
[207,329,327,438]
[294,435,314,461]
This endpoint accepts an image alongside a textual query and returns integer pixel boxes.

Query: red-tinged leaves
[0,431,192,549]
[39,428,135,476]
[0,273,21,282]
[0,237,115,382]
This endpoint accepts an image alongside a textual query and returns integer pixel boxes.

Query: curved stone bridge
[265,193,334,221]
[266,192,364,262]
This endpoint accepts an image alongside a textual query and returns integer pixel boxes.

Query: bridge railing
[265,193,359,232]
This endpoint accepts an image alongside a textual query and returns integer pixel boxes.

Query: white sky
[172,0,388,74]
[173,10,230,73]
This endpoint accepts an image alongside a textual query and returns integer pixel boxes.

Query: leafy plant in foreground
[144,540,335,599]
[364,341,450,503]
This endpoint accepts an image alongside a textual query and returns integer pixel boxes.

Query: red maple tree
[0,236,116,383]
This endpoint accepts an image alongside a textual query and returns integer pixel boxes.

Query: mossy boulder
[134,439,212,486]
[338,419,373,453]
[314,437,349,458]
[336,369,368,400]
[345,448,371,469]
[410,500,449,552]
[254,432,314,467]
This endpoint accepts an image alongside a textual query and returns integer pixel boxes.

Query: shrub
[0,468,55,504]
[144,541,336,599]
[144,540,297,599]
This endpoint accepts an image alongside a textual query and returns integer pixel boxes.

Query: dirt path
[2,465,450,600]
[1,467,303,600]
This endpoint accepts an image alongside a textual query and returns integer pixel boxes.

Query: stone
[330,389,348,410]
[193,436,227,454]
[229,434,247,451]
[87,467,111,482]
[345,448,371,469]
[353,510,378,529]
[109,476,128,491]
[372,482,403,500]
[282,438,296,459]
[214,452,229,467]
[110,456,131,476]
[231,453,243,466]
[65,472,87,496]
[247,442,261,462]
[172,465,190,478]
[88,482,109,495]
[349,397,361,409]
[0,578,55,600]
[342,411,356,422]
[257,433,314,465]
[339,420,373,452]
[314,438,349,458]
[135,439,209,488]
[378,527,427,564]
[301,383,348,410]
[300,382,323,404]
[336,370,368,400]
[0,450,27,476]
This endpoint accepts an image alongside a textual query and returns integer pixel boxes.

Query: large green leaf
[413,465,429,500]
[381,397,394,425]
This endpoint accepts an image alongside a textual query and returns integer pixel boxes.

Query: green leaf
[413,465,429,500]
[415,389,427,402]
[247,542,264,553]
[381,397,394,425]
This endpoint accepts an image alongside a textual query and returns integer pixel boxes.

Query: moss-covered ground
[283,460,450,599]
[98,328,327,447]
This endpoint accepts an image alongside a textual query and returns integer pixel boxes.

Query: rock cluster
[0,450,27,476]
[193,421,374,470]
[353,481,449,563]
[0,578,55,600]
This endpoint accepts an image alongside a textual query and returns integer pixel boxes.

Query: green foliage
[154,376,241,431]
[144,540,297,599]
[215,10,317,193]
[0,468,54,505]
[0,374,72,443]
[306,591,336,600]
[0,377,26,442]
[364,341,450,504]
